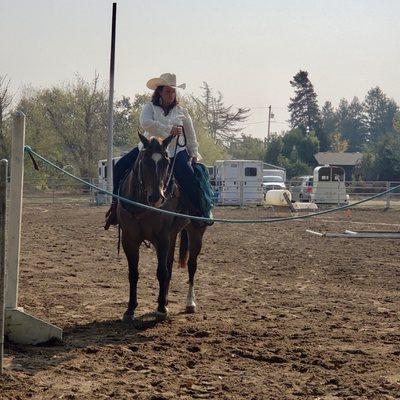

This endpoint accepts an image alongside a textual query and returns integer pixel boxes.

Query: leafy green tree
[18,75,108,178]
[363,87,398,143]
[281,128,319,166]
[114,93,151,151]
[264,134,283,165]
[359,130,400,181]
[277,155,310,179]
[288,70,328,150]
[372,132,400,180]
[228,134,264,160]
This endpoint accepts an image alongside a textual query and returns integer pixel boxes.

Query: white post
[5,112,25,309]
[0,159,8,374]
[386,181,391,209]
[4,112,62,345]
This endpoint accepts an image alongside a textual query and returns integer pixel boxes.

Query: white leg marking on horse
[186,284,196,313]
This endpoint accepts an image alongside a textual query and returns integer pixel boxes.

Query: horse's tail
[179,229,189,268]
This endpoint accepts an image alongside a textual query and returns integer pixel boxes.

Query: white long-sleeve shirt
[139,102,201,159]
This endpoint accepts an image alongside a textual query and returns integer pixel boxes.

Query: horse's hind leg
[185,225,206,314]
[179,229,189,268]
[122,240,140,322]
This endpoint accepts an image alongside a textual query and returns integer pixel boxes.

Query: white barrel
[264,189,292,206]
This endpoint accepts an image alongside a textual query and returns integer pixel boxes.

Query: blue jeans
[113,147,201,213]
[113,147,140,196]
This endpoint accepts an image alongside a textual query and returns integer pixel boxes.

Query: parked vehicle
[290,175,314,202]
[262,168,286,182]
[262,175,286,194]
[214,160,263,205]
[311,165,349,204]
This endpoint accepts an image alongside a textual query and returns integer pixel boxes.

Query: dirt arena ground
[1,204,400,399]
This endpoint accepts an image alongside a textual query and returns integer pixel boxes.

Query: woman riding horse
[105,72,211,229]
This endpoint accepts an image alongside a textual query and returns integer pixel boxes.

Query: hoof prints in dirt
[2,205,400,399]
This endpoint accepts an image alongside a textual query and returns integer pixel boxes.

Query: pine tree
[363,87,398,143]
[336,97,367,152]
[288,70,329,150]
[321,101,337,138]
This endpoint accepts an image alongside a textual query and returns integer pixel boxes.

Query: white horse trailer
[98,156,122,187]
[311,165,349,204]
[214,160,263,205]
[96,156,122,204]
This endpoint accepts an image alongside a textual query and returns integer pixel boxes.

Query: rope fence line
[24,145,400,224]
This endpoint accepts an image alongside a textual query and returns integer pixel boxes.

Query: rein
[165,127,187,190]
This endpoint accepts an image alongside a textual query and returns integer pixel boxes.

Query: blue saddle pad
[193,163,214,217]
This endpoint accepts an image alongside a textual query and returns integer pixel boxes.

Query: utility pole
[267,105,273,143]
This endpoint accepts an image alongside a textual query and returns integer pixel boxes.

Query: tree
[195,82,250,148]
[363,87,398,143]
[281,128,319,166]
[183,95,227,164]
[114,93,150,150]
[336,97,367,151]
[277,155,310,179]
[18,75,108,177]
[394,111,400,133]
[321,101,337,138]
[264,134,283,165]
[330,132,349,152]
[228,134,264,160]
[0,75,13,158]
[288,70,328,150]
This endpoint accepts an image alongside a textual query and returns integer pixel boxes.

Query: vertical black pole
[107,2,117,195]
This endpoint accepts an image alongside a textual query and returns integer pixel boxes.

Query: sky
[1,0,400,139]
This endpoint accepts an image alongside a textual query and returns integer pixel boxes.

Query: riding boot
[104,200,118,230]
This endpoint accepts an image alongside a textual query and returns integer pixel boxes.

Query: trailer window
[332,167,344,181]
[245,167,257,177]
[318,168,331,181]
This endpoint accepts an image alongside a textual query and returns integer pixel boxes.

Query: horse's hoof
[154,307,169,321]
[186,304,197,314]
[122,312,135,323]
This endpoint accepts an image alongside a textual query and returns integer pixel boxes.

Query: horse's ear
[138,133,149,149]
[162,134,174,151]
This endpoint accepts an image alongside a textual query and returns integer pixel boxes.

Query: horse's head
[137,133,174,207]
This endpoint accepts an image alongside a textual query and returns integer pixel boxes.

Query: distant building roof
[314,152,363,166]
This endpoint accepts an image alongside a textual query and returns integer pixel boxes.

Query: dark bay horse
[117,133,207,322]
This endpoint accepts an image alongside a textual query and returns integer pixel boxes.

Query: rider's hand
[191,156,198,164]
[170,126,183,137]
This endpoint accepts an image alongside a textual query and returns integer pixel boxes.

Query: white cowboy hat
[146,73,186,90]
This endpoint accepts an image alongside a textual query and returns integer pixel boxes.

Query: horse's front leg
[155,239,170,316]
[122,240,140,322]
[165,234,178,307]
